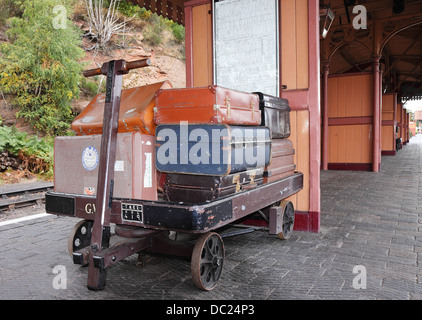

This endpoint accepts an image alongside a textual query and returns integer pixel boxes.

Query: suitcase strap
[223,96,256,120]
[225,96,231,118]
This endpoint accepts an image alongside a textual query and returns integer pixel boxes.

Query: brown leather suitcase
[264,139,295,183]
[154,85,261,125]
[72,81,172,136]
[254,92,291,139]
[164,168,264,204]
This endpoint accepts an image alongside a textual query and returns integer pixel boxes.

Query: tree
[84,0,132,49]
[0,0,84,135]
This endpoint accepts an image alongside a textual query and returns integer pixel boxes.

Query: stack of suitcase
[154,85,295,204]
[55,81,295,205]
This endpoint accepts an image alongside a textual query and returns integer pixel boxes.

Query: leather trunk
[155,123,271,176]
[164,168,264,204]
[154,85,261,125]
[254,92,291,138]
[54,132,157,201]
[72,81,172,136]
[264,139,296,183]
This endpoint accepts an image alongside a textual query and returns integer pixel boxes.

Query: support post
[322,61,329,170]
[372,55,381,172]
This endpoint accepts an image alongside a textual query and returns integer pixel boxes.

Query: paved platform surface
[0,135,421,300]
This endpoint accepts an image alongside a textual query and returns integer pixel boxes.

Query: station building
[129,0,422,233]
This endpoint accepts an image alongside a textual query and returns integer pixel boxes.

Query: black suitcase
[254,92,291,139]
[164,168,264,204]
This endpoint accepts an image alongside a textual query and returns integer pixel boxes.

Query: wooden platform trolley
[45,59,303,291]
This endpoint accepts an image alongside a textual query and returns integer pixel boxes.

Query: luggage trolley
[45,59,303,291]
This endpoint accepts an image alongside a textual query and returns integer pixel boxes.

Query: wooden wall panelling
[191,3,212,87]
[281,0,309,90]
[327,73,373,168]
[381,94,397,154]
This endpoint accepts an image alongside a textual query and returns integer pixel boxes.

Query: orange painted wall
[286,110,310,212]
[328,125,372,163]
[410,120,416,136]
[381,94,396,153]
[327,73,373,164]
[280,0,309,90]
[280,0,310,212]
[381,126,394,151]
[191,3,212,87]
[397,103,403,139]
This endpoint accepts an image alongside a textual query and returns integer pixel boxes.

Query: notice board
[213,0,279,96]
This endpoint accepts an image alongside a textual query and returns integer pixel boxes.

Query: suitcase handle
[83,58,151,77]
[242,182,258,190]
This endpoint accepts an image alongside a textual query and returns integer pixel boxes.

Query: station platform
[0,135,421,300]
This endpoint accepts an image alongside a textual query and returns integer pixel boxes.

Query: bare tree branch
[83,0,134,49]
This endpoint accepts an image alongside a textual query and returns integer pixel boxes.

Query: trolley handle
[83,58,151,78]
[125,58,151,71]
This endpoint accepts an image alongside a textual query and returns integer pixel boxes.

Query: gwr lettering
[85,203,96,214]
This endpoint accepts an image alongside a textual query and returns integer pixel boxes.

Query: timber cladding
[280,0,309,91]
[185,0,320,230]
[327,73,373,168]
[381,93,397,155]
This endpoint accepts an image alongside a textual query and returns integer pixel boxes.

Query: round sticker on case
[82,146,99,171]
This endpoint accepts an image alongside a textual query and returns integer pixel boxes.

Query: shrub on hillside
[0,0,84,135]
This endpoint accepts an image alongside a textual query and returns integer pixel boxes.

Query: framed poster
[213,0,279,96]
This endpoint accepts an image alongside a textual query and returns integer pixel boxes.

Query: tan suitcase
[54,132,157,201]
[72,81,172,136]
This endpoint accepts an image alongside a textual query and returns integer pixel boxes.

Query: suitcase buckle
[232,174,241,192]
[225,96,231,118]
[249,172,256,184]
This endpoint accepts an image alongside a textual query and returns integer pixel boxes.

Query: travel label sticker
[82,146,99,171]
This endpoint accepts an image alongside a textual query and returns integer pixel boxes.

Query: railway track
[0,182,54,212]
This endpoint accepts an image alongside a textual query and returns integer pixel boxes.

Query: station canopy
[128,0,186,25]
[322,0,422,103]
[129,1,422,103]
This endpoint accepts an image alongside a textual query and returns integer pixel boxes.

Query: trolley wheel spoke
[277,200,295,240]
[68,219,93,263]
[191,232,225,291]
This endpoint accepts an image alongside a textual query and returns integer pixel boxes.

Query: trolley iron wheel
[191,232,225,291]
[68,219,93,261]
[277,200,295,240]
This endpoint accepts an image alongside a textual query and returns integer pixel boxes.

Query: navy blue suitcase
[155,123,271,176]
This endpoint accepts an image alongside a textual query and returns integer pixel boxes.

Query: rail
[0,182,54,211]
